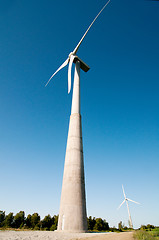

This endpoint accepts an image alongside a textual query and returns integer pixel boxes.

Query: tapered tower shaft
[57,61,87,232]
[126,200,133,228]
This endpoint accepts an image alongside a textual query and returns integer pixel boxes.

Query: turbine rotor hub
[68,52,75,59]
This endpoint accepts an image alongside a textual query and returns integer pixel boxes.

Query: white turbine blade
[117,199,125,210]
[45,58,69,87]
[127,198,140,205]
[68,55,76,94]
[73,0,111,54]
[122,184,126,199]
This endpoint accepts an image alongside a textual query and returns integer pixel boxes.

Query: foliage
[0,210,58,231]
[13,211,25,228]
[87,216,109,231]
[4,212,14,228]
[0,211,5,227]
[30,213,40,229]
[94,218,109,231]
[151,229,159,239]
[140,224,155,231]
[50,224,57,231]
[117,221,133,231]
[134,228,159,240]
[87,216,96,230]
[118,221,123,231]
[109,227,120,232]
[41,214,52,230]
[134,230,153,240]
[50,215,58,231]
[25,214,32,228]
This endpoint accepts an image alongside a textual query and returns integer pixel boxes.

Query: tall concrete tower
[57,60,89,232]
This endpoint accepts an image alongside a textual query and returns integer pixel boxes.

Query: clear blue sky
[0,0,159,229]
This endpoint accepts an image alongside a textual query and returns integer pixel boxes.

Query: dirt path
[73,232,134,240]
[0,231,134,240]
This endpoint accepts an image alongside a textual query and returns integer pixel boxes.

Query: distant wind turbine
[118,185,140,229]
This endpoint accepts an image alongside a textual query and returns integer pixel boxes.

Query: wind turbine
[118,185,140,229]
[45,0,111,232]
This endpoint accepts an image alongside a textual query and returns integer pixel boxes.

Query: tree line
[2,210,155,231]
[0,210,109,231]
[0,211,58,231]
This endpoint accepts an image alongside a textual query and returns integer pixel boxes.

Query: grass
[134,229,159,240]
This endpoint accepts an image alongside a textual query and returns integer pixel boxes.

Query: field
[134,228,159,240]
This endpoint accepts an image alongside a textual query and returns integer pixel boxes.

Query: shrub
[50,224,57,231]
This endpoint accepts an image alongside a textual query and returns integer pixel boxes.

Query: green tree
[25,214,32,228]
[146,224,155,230]
[4,212,14,227]
[94,218,104,231]
[0,211,5,227]
[87,216,96,230]
[118,221,123,231]
[102,219,109,231]
[41,214,52,230]
[31,213,40,229]
[140,225,147,230]
[50,215,58,231]
[13,211,25,228]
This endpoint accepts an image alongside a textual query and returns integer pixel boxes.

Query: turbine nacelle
[67,54,90,94]
[68,52,89,71]
[74,56,90,72]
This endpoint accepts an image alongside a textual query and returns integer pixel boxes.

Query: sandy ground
[0,231,134,240]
